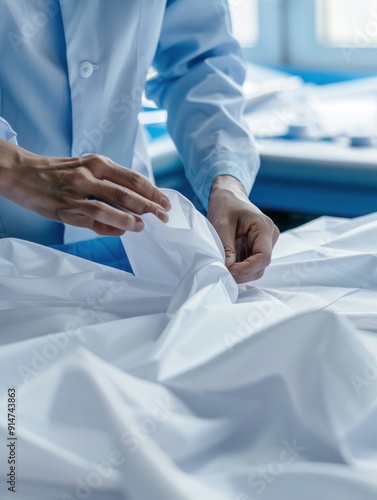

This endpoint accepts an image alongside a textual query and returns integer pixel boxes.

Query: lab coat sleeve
[0,116,17,144]
[145,0,260,209]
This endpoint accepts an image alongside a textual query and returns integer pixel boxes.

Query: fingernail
[135,220,144,232]
[161,197,171,211]
[157,209,169,222]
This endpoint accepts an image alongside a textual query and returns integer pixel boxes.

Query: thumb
[214,222,237,268]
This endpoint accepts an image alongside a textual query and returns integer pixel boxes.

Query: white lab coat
[0,0,259,243]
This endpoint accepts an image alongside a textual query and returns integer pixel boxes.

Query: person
[0,0,279,283]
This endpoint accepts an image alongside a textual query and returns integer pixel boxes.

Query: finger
[91,221,126,237]
[57,200,145,234]
[229,257,267,284]
[85,156,171,211]
[213,220,237,268]
[55,209,126,236]
[229,229,274,282]
[88,180,169,223]
[233,268,265,285]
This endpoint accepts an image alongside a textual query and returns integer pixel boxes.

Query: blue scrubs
[50,237,133,273]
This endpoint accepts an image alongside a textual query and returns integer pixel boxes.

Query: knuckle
[262,214,274,228]
[88,202,102,219]
[150,187,165,205]
[223,243,235,255]
[55,170,85,195]
[139,200,154,214]
[121,213,136,229]
[89,153,107,163]
[262,254,272,267]
[127,170,144,190]
[82,154,109,176]
[114,187,130,206]
[82,153,101,166]
[56,208,92,229]
[255,251,271,269]
[253,269,265,281]
[266,216,279,235]
[71,166,90,184]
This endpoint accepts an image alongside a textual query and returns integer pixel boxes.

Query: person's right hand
[0,139,171,236]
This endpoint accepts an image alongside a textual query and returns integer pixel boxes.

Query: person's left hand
[207,175,279,284]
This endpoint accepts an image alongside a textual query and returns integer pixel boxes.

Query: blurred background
[231,0,377,68]
[147,0,377,231]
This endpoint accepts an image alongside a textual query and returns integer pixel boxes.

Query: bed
[0,190,376,499]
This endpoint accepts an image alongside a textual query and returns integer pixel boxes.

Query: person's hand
[0,139,171,236]
[207,175,279,284]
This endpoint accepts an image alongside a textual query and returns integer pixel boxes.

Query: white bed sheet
[0,190,376,499]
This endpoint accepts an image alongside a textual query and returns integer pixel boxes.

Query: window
[318,0,377,46]
[230,0,377,69]
[229,0,284,64]
[229,0,259,46]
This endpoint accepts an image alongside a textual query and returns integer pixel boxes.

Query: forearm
[147,0,259,209]
[162,63,259,209]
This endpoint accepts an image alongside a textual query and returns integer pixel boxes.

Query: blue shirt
[0,0,259,244]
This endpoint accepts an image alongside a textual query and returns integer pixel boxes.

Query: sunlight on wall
[229,0,259,46]
[318,0,377,45]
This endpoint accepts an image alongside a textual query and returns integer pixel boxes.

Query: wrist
[210,175,248,198]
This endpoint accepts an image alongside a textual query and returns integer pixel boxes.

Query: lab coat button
[79,61,94,78]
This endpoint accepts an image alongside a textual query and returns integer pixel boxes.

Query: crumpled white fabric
[0,190,377,500]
